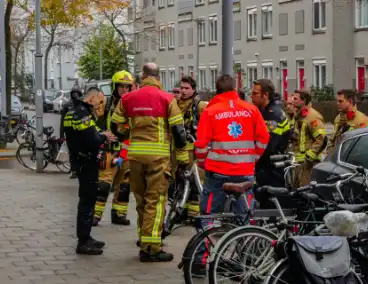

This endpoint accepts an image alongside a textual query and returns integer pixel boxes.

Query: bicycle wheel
[182,223,237,284]
[208,225,279,284]
[15,126,28,144]
[264,258,364,284]
[16,143,48,171]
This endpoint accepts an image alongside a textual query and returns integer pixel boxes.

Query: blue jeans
[195,172,254,264]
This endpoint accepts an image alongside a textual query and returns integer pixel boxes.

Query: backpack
[287,236,358,284]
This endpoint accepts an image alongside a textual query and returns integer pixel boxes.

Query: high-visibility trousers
[130,157,170,253]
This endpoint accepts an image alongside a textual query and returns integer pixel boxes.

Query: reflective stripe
[176,151,189,162]
[312,128,327,138]
[168,114,184,126]
[187,204,200,212]
[197,159,205,163]
[212,141,255,150]
[196,147,208,154]
[63,120,72,127]
[121,143,129,150]
[158,117,164,144]
[272,123,291,135]
[300,121,307,153]
[112,204,128,213]
[152,194,165,239]
[184,142,194,151]
[141,236,162,244]
[295,153,306,163]
[306,149,317,160]
[111,112,126,124]
[129,142,170,156]
[207,152,256,163]
[255,141,267,149]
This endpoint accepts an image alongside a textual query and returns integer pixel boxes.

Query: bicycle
[207,167,368,284]
[16,126,70,173]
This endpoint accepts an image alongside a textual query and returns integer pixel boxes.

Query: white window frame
[296,60,305,89]
[247,8,258,39]
[261,4,272,37]
[209,15,218,43]
[159,0,165,8]
[313,0,326,30]
[167,0,174,6]
[160,69,167,90]
[356,0,368,28]
[168,68,176,90]
[209,66,218,91]
[179,66,184,78]
[168,23,175,48]
[188,66,194,78]
[247,62,258,88]
[159,25,166,50]
[313,59,327,88]
[195,0,204,5]
[199,66,206,90]
[198,21,206,45]
[135,32,141,52]
[262,61,273,80]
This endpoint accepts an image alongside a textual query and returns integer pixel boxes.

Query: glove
[114,157,124,168]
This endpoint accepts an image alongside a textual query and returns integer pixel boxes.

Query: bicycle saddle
[43,126,54,136]
[222,181,253,193]
[258,186,290,196]
[336,203,368,213]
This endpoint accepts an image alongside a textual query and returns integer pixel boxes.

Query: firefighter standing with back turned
[292,90,328,187]
[93,70,134,226]
[63,88,116,255]
[110,63,186,262]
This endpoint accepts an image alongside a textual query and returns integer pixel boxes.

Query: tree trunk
[4,0,14,115]
[12,43,21,91]
[43,28,56,90]
[109,21,128,68]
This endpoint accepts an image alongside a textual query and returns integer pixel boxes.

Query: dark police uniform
[255,100,291,208]
[63,100,106,255]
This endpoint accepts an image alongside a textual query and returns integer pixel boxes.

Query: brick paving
[0,168,197,284]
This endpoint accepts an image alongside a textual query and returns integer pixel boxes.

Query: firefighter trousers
[94,152,130,221]
[293,160,316,188]
[130,157,170,253]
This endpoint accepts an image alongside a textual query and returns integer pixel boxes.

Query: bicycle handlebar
[270,154,290,162]
[186,133,196,143]
[325,166,365,182]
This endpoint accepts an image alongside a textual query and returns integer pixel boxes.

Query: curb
[0,150,17,159]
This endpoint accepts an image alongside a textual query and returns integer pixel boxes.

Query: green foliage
[77,25,130,81]
[310,84,335,101]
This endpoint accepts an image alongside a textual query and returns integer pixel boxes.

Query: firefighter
[292,90,328,187]
[285,94,296,129]
[63,88,116,255]
[193,75,270,275]
[327,89,368,152]
[60,85,84,179]
[173,76,208,218]
[110,63,186,262]
[92,70,134,226]
[251,79,291,207]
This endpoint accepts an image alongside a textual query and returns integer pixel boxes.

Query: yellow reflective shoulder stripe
[312,129,327,138]
[184,142,194,150]
[111,112,126,123]
[168,114,184,126]
[272,123,291,135]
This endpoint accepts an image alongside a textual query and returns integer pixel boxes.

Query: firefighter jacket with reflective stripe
[256,101,291,171]
[96,107,122,152]
[63,100,106,157]
[110,78,186,161]
[327,109,368,152]
[175,97,208,165]
[292,107,327,163]
[194,90,270,176]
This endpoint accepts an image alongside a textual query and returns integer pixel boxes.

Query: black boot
[92,217,100,227]
[76,238,103,255]
[140,250,174,262]
[69,171,77,179]
[87,236,105,248]
[111,210,130,225]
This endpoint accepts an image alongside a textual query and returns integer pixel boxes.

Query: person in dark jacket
[60,86,83,178]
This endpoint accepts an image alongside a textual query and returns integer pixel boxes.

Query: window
[159,26,166,49]
[65,49,72,63]
[313,0,326,30]
[160,70,167,90]
[340,135,368,169]
[167,0,174,5]
[356,0,368,28]
[209,16,218,43]
[297,60,305,89]
[159,0,165,8]
[198,21,206,45]
[210,67,218,91]
[195,0,204,5]
[135,32,141,52]
[199,68,206,90]
[247,63,257,87]
[168,24,175,48]
[262,62,273,79]
[247,8,257,39]
[262,5,272,37]
[168,69,176,90]
[188,66,194,78]
[313,59,327,88]
[179,66,184,78]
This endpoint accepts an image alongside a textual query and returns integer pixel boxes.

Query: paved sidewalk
[0,169,195,284]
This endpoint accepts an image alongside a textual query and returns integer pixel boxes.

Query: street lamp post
[221,0,234,76]
[34,0,44,172]
[30,49,35,93]
[0,0,7,118]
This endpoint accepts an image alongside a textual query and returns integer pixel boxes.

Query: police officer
[63,88,117,255]
[327,89,368,153]
[251,79,291,207]
[93,70,134,226]
[110,63,186,262]
[292,90,328,187]
[60,86,83,179]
